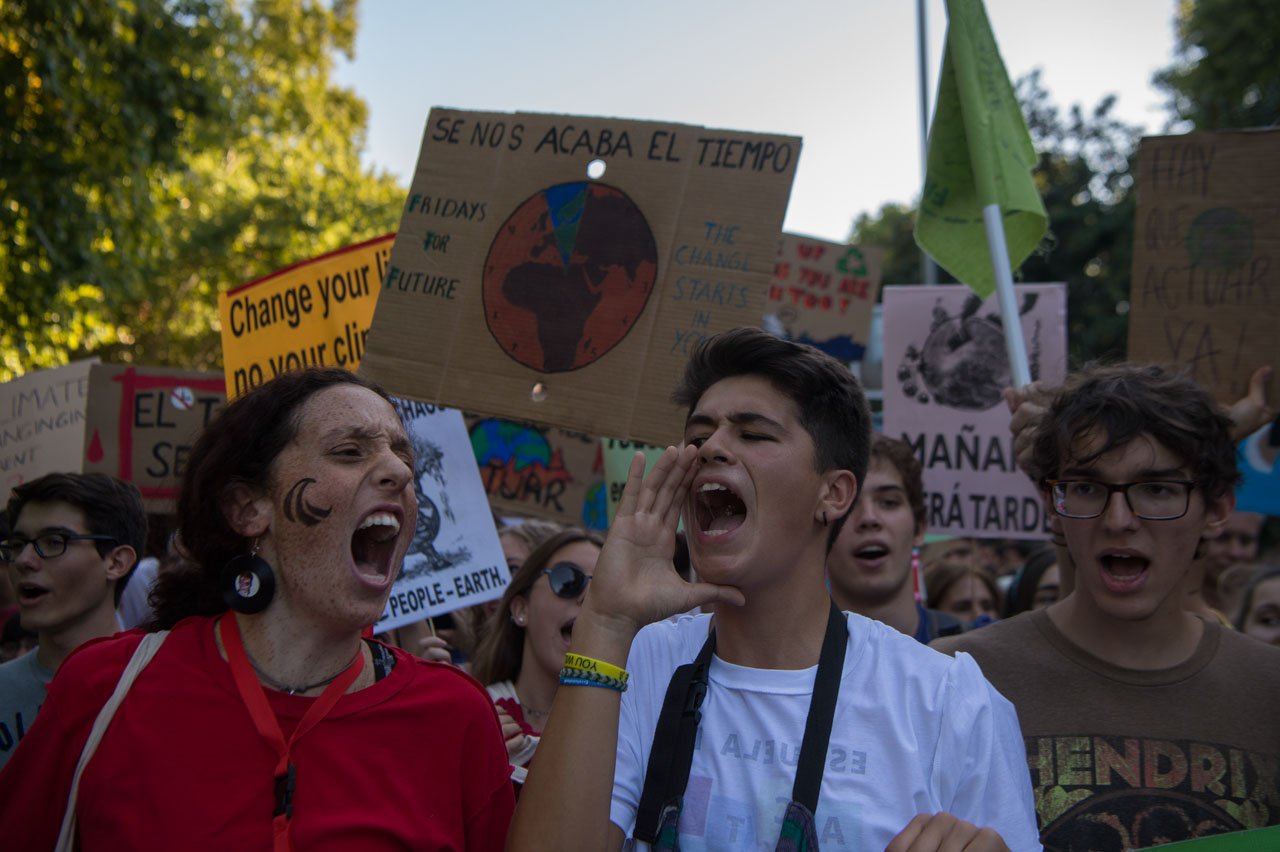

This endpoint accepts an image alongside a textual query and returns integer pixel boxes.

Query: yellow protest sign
[218,234,394,397]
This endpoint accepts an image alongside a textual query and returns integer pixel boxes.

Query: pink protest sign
[881,284,1067,539]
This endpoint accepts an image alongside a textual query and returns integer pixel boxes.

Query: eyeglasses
[541,561,592,599]
[0,532,119,562]
[1045,479,1197,521]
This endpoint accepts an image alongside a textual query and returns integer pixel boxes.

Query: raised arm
[506,446,744,852]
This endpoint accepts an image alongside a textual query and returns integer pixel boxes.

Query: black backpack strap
[789,602,848,813]
[634,627,716,844]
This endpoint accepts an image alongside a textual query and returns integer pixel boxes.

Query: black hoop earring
[822,511,828,528]
[220,541,276,615]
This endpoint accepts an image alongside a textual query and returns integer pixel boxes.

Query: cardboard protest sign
[0,359,98,490]
[219,234,395,398]
[465,414,607,530]
[377,399,510,631]
[1128,129,1280,404]
[80,365,226,511]
[765,235,883,363]
[359,109,800,448]
[881,284,1066,539]
[601,438,667,527]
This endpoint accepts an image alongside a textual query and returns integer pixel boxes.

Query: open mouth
[696,482,747,536]
[560,618,575,646]
[351,511,401,581]
[16,583,48,605]
[1100,553,1149,586]
[854,544,889,560]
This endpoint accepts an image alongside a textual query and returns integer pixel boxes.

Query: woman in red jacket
[0,368,514,851]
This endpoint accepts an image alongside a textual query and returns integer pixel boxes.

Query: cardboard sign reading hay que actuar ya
[80,365,227,511]
[1128,129,1280,404]
[219,235,395,398]
[766,234,883,363]
[0,359,97,490]
[359,109,800,448]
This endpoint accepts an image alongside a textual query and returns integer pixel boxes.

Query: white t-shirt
[610,611,1042,852]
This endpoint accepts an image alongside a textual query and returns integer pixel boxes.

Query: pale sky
[334,0,1180,244]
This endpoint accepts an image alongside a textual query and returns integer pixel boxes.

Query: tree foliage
[850,71,1141,366]
[0,0,404,380]
[1153,0,1280,131]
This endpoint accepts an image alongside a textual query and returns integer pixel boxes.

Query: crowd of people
[0,329,1276,851]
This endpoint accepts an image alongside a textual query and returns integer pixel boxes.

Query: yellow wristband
[563,653,629,684]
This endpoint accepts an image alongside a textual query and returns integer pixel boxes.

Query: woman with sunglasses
[471,527,603,784]
[0,368,514,851]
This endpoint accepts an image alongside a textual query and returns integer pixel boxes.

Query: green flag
[914,0,1047,298]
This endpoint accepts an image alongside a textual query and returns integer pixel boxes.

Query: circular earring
[220,541,276,615]
[512,615,526,626]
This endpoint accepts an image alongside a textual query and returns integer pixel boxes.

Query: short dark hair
[868,434,926,529]
[1029,363,1240,502]
[8,472,146,605]
[924,560,1002,614]
[150,368,397,629]
[471,527,604,686]
[671,328,871,545]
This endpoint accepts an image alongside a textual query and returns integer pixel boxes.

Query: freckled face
[258,385,417,632]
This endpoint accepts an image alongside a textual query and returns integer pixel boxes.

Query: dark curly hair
[1028,363,1240,503]
[149,368,397,629]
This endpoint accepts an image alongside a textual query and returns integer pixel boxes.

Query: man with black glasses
[0,472,145,769]
[934,364,1280,850]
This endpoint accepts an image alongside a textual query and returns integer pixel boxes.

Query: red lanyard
[218,615,365,852]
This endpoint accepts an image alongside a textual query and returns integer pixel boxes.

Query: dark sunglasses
[541,561,592,599]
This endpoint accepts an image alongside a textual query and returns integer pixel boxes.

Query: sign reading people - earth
[218,235,395,398]
[378,399,511,632]
[80,365,227,511]
[765,235,883,363]
[0,359,98,489]
[1128,129,1279,404]
[359,109,800,447]
[882,284,1067,539]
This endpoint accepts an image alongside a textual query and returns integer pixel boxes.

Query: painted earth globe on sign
[483,181,658,373]
[898,293,1040,412]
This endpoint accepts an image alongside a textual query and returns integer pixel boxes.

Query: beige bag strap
[55,630,170,852]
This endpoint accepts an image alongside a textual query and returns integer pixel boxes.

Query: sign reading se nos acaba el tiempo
[358,109,800,448]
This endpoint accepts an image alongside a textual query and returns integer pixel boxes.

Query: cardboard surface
[219,235,395,398]
[359,109,799,447]
[1128,129,1280,404]
[80,365,227,511]
[0,359,98,490]
[377,400,511,629]
[465,414,607,530]
[881,284,1066,539]
[765,234,883,363]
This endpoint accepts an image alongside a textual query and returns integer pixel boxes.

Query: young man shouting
[0,473,145,769]
[934,364,1280,850]
[510,328,1038,852]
